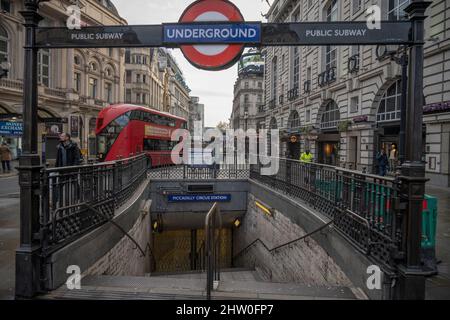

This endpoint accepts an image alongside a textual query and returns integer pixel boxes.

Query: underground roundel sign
[178,0,246,71]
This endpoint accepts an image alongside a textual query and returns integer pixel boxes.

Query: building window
[306,109,311,123]
[0,0,11,13]
[272,56,278,100]
[352,0,362,14]
[125,49,131,63]
[325,0,338,71]
[105,82,112,103]
[143,74,147,84]
[142,94,147,104]
[136,74,141,83]
[377,80,402,122]
[74,55,81,66]
[89,78,98,99]
[293,48,300,90]
[350,96,359,113]
[0,24,8,64]
[321,100,340,129]
[388,0,410,20]
[288,110,300,129]
[74,72,81,93]
[105,68,113,78]
[136,93,141,103]
[38,49,50,87]
[258,81,262,89]
[244,81,249,89]
[125,89,131,103]
[126,70,132,83]
[244,94,249,103]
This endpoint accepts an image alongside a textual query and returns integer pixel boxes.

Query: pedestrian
[56,133,82,167]
[300,149,313,163]
[0,142,12,173]
[376,149,390,176]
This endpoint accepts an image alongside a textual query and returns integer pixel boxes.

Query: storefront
[317,100,340,166]
[0,120,23,159]
[317,133,340,166]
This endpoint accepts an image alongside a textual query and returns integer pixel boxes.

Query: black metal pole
[15,0,44,298]
[395,0,432,300]
[398,52,409,165]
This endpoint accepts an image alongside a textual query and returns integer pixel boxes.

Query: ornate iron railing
[147,154,249,180]
[318,67,337,87]
[250,158,402,271]
[40,154,149,255]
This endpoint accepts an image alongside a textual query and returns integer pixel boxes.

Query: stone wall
[234,193,353,287]
[84,201,151,277]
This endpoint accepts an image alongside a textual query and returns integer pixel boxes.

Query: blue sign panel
[163,23,261,44]
[0,121,23,136]
[168,194,232,203]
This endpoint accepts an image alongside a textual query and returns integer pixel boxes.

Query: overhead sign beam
[35,21,413,49]
[261,21,413,46]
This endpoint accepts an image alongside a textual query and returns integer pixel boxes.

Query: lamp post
[15,0,48,298]
[394,0,432,300]
[0,56,11,79]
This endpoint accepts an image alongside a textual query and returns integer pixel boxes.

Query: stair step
[149,268,259,281]
[40,274,360,300]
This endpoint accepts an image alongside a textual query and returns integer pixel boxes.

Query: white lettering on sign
[305,29,367,37]
[70,33,124,41]
[166,27,258,40]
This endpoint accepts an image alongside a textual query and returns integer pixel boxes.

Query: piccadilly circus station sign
[35,0,414,72]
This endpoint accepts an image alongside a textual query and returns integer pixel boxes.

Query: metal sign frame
[15,0,432,301]
[35,20,414,48]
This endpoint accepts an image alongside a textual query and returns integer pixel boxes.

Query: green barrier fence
[314,178,438,250]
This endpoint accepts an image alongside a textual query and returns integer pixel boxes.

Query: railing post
[15,0,44,299]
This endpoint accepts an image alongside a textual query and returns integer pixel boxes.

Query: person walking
[56,133,81,167]
[376,149,390,176]
[0,142,12,174]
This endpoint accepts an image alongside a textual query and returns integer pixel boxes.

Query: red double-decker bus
[95,104,187,165]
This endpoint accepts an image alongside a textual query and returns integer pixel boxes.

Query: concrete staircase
[41,269,366,300]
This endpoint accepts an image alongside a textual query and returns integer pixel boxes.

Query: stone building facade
[263,0,450,187]
[231,62,265,132]
[189,96,205,135]
[0,0,127,162]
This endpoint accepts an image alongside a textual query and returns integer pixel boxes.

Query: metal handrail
[233,219,335,260]
[205,202,222,300]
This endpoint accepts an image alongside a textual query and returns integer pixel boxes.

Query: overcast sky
[113,0,269,127]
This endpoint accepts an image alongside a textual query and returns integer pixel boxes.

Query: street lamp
[0,56,11,79]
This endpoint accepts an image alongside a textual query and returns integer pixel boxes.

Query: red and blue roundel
[179,0,245,71]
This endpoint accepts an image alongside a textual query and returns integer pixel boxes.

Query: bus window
[97,112,131,159]
[144,139,177,151]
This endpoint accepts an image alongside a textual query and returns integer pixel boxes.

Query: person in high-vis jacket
[300,150,313,163]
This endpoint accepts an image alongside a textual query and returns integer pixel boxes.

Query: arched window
[89,61,98,72]
[269,117,278,129]
[288,110,300,129]
[377,80,402,123]
[0,25,8,63]
[320,100,340,129]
